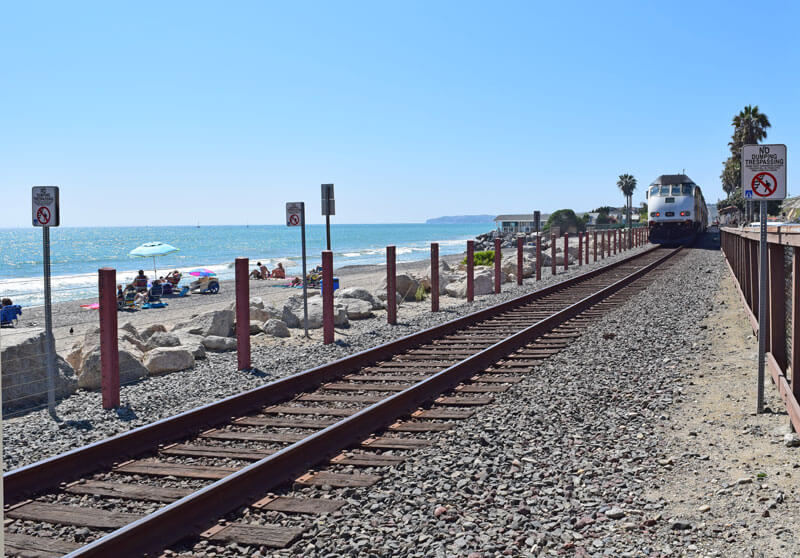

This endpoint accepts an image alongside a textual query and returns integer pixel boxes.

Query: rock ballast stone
[201,335,237,352]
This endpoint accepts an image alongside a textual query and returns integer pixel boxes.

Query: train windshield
[660,186,670,195]
[682,184,693,195]
[671,185,683,196]
[649,186,659,196]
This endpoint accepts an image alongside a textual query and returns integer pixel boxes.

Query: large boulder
[264,319,290,338]
[146,331,181,350]
[501,255,534,279]
[174,309,234,338]
[335,287,381,310]
[249,320,264,335]
[77,348,148,390]
[140,324,167,342]
[339,298,373,319]
[420,261,454,294]
[143,347,195,375]
[202,335,237,352]
[378,274,420,302]
[445,269,495,298]
[281,296,348,329]
[249,305,281,323]
[172,331,207,360]
[2,330,77,411]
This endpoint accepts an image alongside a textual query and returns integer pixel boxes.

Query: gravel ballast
[4,245,649,470]
[170,240,732,557]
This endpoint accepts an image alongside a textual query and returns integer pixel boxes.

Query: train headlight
[680,211,691,217]
[650,212,660,217]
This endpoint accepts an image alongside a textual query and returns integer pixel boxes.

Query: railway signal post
[742,144,787,413]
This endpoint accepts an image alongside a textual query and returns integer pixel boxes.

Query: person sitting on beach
[250,262,264,279]
[133,270,148,292]
[117,285,124,303]
[271,262,286,279]
[1,297,12,307]
[260,263,270,279]
[167,270,181,286]
[290,276,302,287]
[133,289,148,307]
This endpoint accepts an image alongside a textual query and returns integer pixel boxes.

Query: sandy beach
[2,254,467,356]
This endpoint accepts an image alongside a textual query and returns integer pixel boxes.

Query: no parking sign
[742,144,786,200]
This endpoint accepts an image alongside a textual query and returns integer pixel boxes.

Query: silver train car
[646,174,707,244]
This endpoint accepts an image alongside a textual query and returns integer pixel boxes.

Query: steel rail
[65,245,681,558]
[5,245,662,505]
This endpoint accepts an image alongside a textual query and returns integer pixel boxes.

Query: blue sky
[2,1,798,227]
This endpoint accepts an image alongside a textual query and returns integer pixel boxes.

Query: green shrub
[414,285,426,302]
[461,250,495,266]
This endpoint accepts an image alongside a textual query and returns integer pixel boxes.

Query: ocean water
[0,224,491,307]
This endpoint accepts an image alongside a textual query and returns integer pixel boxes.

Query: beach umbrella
[129,242,179,278]
[188,268,217,277]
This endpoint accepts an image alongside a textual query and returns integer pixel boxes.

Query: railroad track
[4,245,682,558]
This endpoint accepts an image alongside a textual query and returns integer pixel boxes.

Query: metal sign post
[741,144,787,413]
[287,202,309,338]
[32,186,60,420]
[321,184,335,251]
[534,210,540,238]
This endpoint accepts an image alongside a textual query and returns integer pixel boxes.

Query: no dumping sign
[286,202,304,227]
[742,144,787,200]
[32,186,60,227]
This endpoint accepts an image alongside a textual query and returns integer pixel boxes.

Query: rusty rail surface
[721,227,800,432]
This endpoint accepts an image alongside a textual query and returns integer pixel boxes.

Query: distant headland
[426,215,495,225]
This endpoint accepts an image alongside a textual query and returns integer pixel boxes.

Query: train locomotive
[646,174,707,244]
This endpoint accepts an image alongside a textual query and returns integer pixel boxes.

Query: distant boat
[196,221,200,228]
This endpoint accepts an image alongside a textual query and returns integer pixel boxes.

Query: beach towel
[80,303,100,310]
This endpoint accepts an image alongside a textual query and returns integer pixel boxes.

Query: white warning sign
[742,144,786,200]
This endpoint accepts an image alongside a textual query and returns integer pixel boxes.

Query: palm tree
[617,174,637,247]
[732,105,771,148]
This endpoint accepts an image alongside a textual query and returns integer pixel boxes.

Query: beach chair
[0,305,22,327]
[161,282,173,296]
[177,285,190,297]
[148,283,164,304]
[120,290,138,311]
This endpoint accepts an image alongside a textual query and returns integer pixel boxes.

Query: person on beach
[290,276,302,287]
[250,262,263,279]
[166,270,181,286]
[271,262,286,279]
[134,270,148,292]
[260,262,270,279]
[117,285,124,303]
[133,289,148,307]
[1,297,12,307]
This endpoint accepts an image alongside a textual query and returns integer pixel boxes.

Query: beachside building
[494,214,549,234]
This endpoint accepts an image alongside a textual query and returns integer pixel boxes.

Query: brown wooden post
[235,258,251,368]
[563,233,569,271]
[536,235,542,281]
[578,233,583,266]
[322,251,334,344]
[387,246,397,325]
[494,238,502,294]
[551,234,556,275]
[593,231,598,262]
[600,231,605,259]
[431,243,439,312]
[613,230,617,255]
[99,267,119,409]
[516,237,523,285]
[466,240,475,302]
[768,243,785,368]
